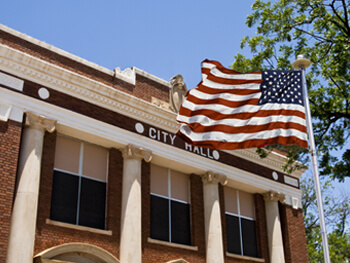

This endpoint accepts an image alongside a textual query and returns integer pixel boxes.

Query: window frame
[51,135,109,230]
[150,164,191,245]
[225,188,258,257]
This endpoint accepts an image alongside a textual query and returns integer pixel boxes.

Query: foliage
[301,175,350,262]
[232,0,350,181]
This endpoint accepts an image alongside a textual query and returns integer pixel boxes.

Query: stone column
[7,112,56,263]
[263,191,286,263]
[120,144,152,263]
[201,171,228,263]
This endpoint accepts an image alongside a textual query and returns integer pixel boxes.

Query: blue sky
[1,0,255,89]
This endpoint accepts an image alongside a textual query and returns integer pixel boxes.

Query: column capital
[263,191,286,204]
[121,144,152,162]
[25,112,56,133]
[201,171,227,185]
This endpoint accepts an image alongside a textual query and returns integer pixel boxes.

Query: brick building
[0,24,309,263]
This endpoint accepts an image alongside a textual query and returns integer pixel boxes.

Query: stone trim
[201,171,228,185]
[45,219,113,236]
[226,252,265,262]
[147,238,198,251]
[25,112,56,133]
[34,242,119,263]
[263,191,286,204]
[121,144,152,162]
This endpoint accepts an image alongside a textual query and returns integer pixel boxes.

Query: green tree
[301,175,350,262]
[232,0,350,181]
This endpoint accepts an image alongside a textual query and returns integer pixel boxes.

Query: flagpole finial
[292,54,311,70]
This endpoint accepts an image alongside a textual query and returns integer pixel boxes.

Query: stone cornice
[228,148,305,178]
[0,44,179,133]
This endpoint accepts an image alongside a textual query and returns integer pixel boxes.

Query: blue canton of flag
[259,71,303,105]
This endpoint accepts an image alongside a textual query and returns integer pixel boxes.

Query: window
[150,164,191,245]
[224,187,258,257]
[50,135,108,230]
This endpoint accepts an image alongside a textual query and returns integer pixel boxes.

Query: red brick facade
[0,120,22,263]
[280,204,309,263]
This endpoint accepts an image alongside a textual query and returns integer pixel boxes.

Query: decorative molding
[114,67,136,85]
[0,71,24,91]
[0,44,179,133]
[263,191,286,204]
[229,148,304,178]
[34,240,118,262]
[201,171,228,185]
[121,144,152,162]
[284,175,299,187]
[0,103,12,122]
[25,112,56,133]
[169,74,187,113]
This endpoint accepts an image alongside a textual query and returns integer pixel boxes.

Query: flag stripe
[198,85,262,95]
[202,78,261,89]
[178,133,309,150]
[185,95,260,108]
[176,59,308,150]
[182,122,307,135]
[180,100,306,116]
[177,114,307,130]
[179,125,307,143]
[190,88,261,102]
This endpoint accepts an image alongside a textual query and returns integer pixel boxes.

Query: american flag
[176,59,308,150]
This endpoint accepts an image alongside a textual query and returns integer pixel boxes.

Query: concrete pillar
[263,191,286,263]
[120,144,152,263]
[201,171,227,263]
[7,112,56,263]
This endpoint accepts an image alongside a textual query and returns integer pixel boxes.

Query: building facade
[0,24,309,263]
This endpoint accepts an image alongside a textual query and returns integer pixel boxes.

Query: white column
[264,191,286,263]
[120,144,152,263]
[201,171,227,263]
[7,112,56,263]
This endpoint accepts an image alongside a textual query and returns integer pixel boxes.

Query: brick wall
[254,193,270,262]
[0,120,22,262]
[280,204,309,263]
[34,133,122,258]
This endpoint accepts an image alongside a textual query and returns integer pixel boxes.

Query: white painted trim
[0,103,12,122]
[46,219,112,236]
[147,238,198,251]
[0,71,24,91]
[226,252,265,262]
[34,241,118,262]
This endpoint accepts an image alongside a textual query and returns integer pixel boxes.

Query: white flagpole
[292,54,330,263]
